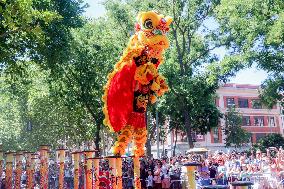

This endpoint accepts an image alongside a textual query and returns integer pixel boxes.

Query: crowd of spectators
[1,147,284,188]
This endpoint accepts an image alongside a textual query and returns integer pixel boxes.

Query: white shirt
[147,175,153,187]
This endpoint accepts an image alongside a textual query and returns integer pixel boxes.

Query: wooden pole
[26,152,36,189]
[31,153,38,189]
[93,158,100,189]
[5,152,15,189]
[15,151,24,189]
[106,156,117,188]
[0,149,3,188]
[39,145,50,189]
[84,150,95,189]
[115,156,123,189]
[133,156,141,189]
[183,162,201,189]
[57,148,66,189]
[72,151,81,189]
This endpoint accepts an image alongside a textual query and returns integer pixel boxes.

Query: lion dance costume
[102,11,172,157]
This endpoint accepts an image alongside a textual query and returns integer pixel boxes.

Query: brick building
[163,83,284,154]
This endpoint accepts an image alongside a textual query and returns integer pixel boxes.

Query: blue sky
[83,0,268,85]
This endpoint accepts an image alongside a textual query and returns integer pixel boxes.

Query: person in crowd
[216,158,228,185]
[64,163,73,189]
[254,149,263,166]
[239,164,250,181]
[208,160,217,183]
[161,158,170,189]
[197,160,210,186]
[147,170,154,189]
[4,147,284,189]
[140,160,148,189]
[153,161,162,189]
[169,161,181,189]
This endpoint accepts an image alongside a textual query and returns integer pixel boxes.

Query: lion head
[135,11,172,51]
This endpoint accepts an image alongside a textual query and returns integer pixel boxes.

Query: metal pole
[156,103,160,158]
[170,128,173,156]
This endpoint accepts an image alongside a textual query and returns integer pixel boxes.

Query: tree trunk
[146,110,152,157]
[102,127,106,156]
[94,123,101,157]
[146,137,152,158]
[173,129,178,156]
[162,140,165,157]
[184,109,194,148]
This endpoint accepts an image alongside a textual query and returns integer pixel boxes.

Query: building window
[213,127,219,143]
[254,116,264,127]
[268,116,275,127]
[242,116,251,126]
[238,98,249,108]
[252,99,262,109]
[226,98,235,108]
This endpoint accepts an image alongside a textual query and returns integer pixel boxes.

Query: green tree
[223,107,251,147]
[254,134,284,152]
[214,0,284,107]
[0,62,96,151]
[47,19,122,153]
[0,0,85,73]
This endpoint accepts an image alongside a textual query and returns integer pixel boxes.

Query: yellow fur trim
[102,35,144,132]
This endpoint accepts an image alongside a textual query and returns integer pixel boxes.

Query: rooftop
[222,83,260,90]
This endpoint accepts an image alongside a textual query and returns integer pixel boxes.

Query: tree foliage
[223,107,251,147]
[0,63,96,151]
[214,0,284,107]
[48,20,122,151]
[0,0,86,73]
[254,134,284,152]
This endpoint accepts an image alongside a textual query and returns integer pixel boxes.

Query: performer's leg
[113,125,133,156]
[133,127,147,157]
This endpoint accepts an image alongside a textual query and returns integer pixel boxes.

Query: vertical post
[15,151,24,189]
[57,148,66,189]
[5,152,15,189]
[115,157,123,189]
[102,127,106,156]
[92,157,100,189]
[72,151,80,189]
[183,162,201,189]
[107,156,117,188]
[84,150,95,189]
[31,153,38,189]
[133,156,141,189]
[39,145,49,189]
[26,152,35,189]
[156,103,160,158]
[0,148,3,188]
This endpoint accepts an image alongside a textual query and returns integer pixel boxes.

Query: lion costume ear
[165,16,173,26]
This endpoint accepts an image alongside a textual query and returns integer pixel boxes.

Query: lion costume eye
[144,19,153,29]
